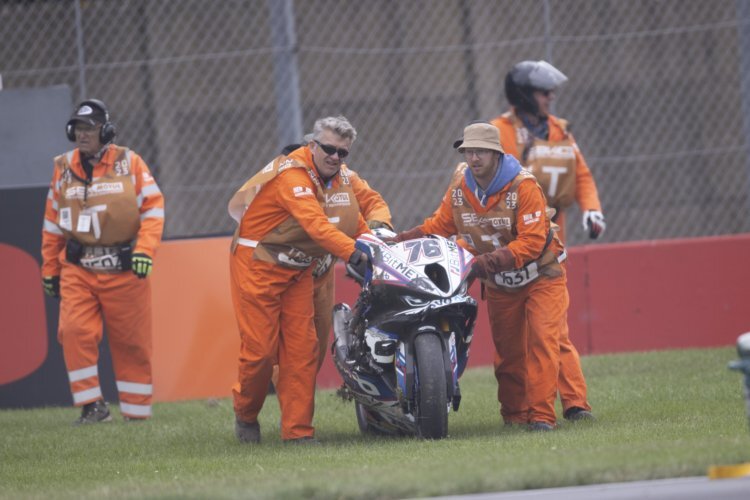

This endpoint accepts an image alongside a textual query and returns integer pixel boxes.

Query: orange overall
[421,163,568,426]
[310,169,391,370]
[41,145,164,418]
[492,111,601,242]
[492,110,597,415]
[228,146,368,440]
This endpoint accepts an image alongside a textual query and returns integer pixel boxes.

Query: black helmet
[504,60,568,116]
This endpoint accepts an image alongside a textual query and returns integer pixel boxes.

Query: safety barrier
[147,234,750,401]
[3,233,747,403]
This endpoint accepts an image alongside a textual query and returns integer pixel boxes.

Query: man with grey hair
[308,115,357,182]
[227,115,372,444]
[270,121,392,391]
[313,115,356,139]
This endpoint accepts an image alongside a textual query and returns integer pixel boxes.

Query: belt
[236,238,258,248]
[79,244,127,273]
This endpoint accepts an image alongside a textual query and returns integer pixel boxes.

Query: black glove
[42,276,60,298]
[582,210,606,240]
[471,248,515,280]
[131,253,153,279]
[366,220,392,230]
[346,249,369,282]
[348,249,368,266]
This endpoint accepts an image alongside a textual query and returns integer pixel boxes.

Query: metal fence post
[736,0,750,219]
[543,0,557,116]
[73,0,87,101]
[459,0,479,120]
[268,0,303,151]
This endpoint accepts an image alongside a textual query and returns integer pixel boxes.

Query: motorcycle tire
[414,333,448,439]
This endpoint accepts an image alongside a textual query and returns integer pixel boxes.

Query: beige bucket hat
[454,122,504,154]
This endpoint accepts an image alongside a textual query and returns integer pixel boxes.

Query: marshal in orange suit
[227,115,370,444]
[491,60,604,422]
[41,99,164,425]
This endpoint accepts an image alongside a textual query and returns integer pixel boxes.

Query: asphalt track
[430,475,750,499]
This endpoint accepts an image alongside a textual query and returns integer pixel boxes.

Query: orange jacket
[420,169,560,269]
[237,147,368,263]
[349,170,392,227]
[491,111,601,212]
[41,145,164,277]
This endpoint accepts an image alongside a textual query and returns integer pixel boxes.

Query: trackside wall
[147,234,750,401]
[4,234,747,404]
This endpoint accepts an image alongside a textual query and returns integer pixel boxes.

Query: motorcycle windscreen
[359,234,470,297]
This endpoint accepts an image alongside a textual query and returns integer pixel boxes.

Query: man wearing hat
[388,122,568,431]
[41,99,165,424]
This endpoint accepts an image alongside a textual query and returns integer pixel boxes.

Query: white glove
[582,210,606,239]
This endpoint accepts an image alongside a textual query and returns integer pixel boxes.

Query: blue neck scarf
[464,154,523,207]
[519,113,549,140]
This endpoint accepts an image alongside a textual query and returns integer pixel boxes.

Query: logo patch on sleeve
[293,186,314,197]
[522,210,542,225]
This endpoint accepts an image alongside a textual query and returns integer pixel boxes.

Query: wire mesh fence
[3,0,750,246]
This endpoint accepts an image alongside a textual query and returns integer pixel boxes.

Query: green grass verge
[1,347,749,499]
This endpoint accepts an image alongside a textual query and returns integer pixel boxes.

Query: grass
[1,347,749,499]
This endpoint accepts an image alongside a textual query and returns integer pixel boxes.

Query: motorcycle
[332,231,478,439]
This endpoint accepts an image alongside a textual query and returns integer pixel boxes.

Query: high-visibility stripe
[47,189,54,200]
[68,364,98,383]
[237,238,258,248]
[141,184,161,197]
[116,381,153,395]
[52,199,58,210]
[120,402,152,417]
[140,207,164,221]
[73,386,102,404]
[43,219,63,235]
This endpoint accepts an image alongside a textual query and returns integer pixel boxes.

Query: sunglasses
[463,148,493,157]
[314,140,349,158]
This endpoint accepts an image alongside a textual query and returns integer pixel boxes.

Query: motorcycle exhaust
[332,303,353,364]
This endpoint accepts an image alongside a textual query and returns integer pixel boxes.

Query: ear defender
[65,99,117,144]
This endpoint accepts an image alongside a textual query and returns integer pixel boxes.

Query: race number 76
[403,239,443,263]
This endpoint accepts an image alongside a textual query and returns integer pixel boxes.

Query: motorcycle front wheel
[355,402,387,436]
[414,333,448,439]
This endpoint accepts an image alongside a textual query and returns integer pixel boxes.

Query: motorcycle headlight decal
[403,295,429,306]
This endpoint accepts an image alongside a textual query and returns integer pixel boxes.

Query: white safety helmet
[505,60,568,116]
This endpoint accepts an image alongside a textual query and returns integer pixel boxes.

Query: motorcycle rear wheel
[414,333,448,439]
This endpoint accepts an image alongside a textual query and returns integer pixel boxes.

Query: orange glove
[471,248,515,279]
